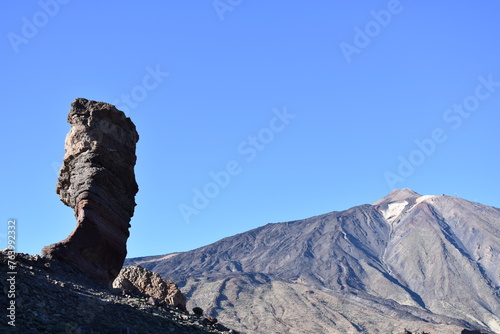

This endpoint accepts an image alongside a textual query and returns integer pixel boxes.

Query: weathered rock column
[42,98,139,286]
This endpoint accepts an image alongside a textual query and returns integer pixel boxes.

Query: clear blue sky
[1,1,499,258]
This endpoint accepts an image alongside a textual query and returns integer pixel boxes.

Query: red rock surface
[42,98,139,286]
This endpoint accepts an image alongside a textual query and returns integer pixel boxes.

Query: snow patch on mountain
[381,201,408,222]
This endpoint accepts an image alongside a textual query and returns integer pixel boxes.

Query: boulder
[42,98,139,286]
[113,265,187,312]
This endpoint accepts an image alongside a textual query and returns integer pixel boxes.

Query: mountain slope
[129,189,500,333]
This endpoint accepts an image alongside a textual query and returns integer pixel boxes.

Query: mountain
[126,189,500,333]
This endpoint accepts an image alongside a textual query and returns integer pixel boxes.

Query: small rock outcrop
[113,265,187,312]
[42,98,139,286]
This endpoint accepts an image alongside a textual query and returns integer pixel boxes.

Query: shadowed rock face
[42,98,139,286]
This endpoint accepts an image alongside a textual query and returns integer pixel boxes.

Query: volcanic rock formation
[42,98,139,286]
[113,265,187,312]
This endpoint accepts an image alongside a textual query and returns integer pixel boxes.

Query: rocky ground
[0,251,235,334]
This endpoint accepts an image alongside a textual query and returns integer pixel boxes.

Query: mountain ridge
[126,189,500,333]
